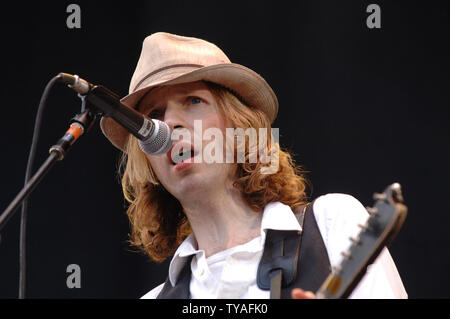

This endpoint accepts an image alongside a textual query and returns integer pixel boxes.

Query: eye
[148,108,164,119]
[189,96,203,104]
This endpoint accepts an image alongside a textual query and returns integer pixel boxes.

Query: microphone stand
[0,101,97,244]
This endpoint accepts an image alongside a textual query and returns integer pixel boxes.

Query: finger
[291,288,316,299]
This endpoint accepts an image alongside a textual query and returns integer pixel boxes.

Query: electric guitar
[316,182,408,299]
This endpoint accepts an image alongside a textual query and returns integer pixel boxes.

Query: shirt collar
[260,201,302,235]
[168,233,201,286]
[167,201,302,286]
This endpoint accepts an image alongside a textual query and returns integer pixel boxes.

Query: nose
[163,100,187,131]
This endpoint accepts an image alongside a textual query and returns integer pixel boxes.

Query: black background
[0,1,448,299]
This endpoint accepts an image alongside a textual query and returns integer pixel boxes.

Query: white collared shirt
[141,193,408,299]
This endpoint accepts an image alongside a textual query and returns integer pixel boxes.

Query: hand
[291,288,316,299]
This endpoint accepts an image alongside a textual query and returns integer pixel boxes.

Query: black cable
[18,74,62,299]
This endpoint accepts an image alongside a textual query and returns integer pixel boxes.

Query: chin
[175,170,220,198]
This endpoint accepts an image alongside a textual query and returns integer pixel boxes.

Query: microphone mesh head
[138,119,172,155]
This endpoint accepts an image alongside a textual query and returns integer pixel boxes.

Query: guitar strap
[257,202,332,298]
[157,201,331,299]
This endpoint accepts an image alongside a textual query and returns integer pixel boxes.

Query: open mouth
[171,147,199,165]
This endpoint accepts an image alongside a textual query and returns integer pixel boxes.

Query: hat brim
[100,63,278,152]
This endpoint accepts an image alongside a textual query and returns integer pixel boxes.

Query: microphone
[58,73,172,155]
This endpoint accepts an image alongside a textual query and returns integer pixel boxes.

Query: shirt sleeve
[140,282,165,299]
[312,193,408,299]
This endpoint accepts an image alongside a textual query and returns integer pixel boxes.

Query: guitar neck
[316,200,407,299]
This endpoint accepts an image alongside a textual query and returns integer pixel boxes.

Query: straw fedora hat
[100,32,279,152]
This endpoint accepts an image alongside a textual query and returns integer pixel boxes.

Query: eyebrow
[138,86,209,112]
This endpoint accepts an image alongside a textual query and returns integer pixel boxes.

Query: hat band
[133,63,204,92]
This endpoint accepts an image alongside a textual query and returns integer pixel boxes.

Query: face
[138,81,236,202]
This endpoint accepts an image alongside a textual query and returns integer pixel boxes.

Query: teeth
[173,149,195,164]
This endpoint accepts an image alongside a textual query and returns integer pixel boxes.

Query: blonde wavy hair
[120,81,309,262]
